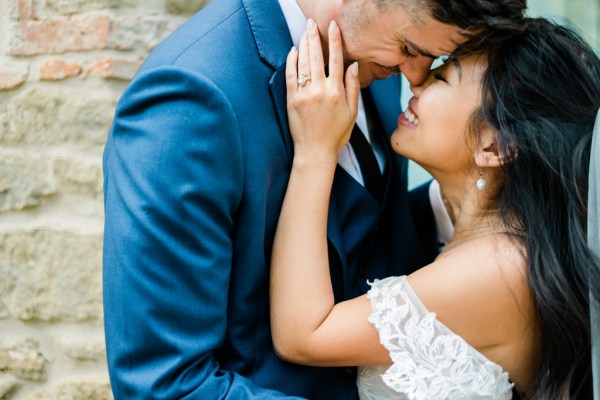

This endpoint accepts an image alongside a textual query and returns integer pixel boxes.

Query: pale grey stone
[52,156,103,198]
[0,88,115,147]
[166,0,210,15]
[23,381,113,400]
[53,335,106,363]
[0,339,46,381]
[0,230,103,322]
[107,16,183,51]
[0,151,56,212]
[0,375,19,398]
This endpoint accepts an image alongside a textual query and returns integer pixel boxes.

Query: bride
[270,17,600,399]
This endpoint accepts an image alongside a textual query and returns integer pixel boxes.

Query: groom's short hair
[374,0,527,46]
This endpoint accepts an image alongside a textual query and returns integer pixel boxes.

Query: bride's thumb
[345,62,360,117]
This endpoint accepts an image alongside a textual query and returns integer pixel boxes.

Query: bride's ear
[474,128,515,168]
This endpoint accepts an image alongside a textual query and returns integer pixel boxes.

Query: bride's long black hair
[473,18,600,398]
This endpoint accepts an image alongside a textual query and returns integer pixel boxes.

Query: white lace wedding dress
[357,276,514,400]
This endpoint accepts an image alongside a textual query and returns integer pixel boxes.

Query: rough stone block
[0,150,56,213]
[10,15,110,56]
[24,381,112,400]
[0,375,18,398]
[0,339,46,381]
[166,0,211,15]
[108,16,182,51]
[52,154,103,197]
[0,229,103,322]
[0,88,115,146]
[53,334,106,362]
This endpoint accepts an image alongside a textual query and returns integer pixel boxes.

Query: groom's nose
[409,73,433,97]
[399,56,434,86]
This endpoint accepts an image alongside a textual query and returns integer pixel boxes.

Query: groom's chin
[358,68,375,88]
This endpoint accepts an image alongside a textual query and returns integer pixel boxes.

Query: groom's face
[333,1,466,87]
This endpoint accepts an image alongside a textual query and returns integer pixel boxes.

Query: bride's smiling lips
[398,98,420,127]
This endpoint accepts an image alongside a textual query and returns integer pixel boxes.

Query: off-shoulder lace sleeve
[363,276,513,400]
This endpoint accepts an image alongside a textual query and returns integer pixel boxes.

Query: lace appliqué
[358,276,513,400]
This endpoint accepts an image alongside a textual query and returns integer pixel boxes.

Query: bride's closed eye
[434,71,447,83]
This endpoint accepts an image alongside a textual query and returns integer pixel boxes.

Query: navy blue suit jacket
[103,0,437,398]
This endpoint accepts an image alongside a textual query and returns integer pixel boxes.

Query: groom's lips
[373,63,399,80]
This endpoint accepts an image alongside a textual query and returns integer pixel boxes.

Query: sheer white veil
[589,109,600,400]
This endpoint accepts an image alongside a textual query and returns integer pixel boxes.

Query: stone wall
[0,0,210,398]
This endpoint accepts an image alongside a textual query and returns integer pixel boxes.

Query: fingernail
[350,62,358,76]
[307,19,315,30]
[329,20,338,32]
[290,46,297,54]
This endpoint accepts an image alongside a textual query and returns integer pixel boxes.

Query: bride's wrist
[292,150,338,172]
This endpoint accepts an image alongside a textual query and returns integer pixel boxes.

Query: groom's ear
[474,128,506,168]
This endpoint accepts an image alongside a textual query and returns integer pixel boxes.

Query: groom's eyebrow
[405,39,444,59]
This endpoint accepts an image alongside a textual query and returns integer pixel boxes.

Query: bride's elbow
[272,336,321,365]
[272,336,303,363]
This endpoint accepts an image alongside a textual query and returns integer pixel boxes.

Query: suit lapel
[269,65,294,163]
[242,0,291,70]
[241,0,294,163]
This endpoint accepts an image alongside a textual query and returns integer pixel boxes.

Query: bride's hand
[286,19,360,166]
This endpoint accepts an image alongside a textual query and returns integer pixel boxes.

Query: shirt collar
[278,0,307,49]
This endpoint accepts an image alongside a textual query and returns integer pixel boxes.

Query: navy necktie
[349,91,384,202]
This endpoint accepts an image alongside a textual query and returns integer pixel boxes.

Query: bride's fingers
[306,19,325,84]
[286,47,299,97]
[297,31,311,88]
[345,62,360,117]
[327,21,344,84]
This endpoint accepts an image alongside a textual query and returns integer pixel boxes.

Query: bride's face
[391,55,486,176]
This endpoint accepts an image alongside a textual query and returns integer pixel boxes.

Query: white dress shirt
[277,0,454,247]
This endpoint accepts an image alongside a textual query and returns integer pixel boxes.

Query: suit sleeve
[102,66,304,399]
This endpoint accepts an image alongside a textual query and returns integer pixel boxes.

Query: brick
[0,229,103,322]
[0,63,28,90]
[0,339,46,381]
[0,88,116,146]
[166,0,211,15]
[11,0,36,21]
[88,57,141,80]
[0,150,56,213]
[108,16,183,51]
[40,59,83,81]
[10,15,110,56]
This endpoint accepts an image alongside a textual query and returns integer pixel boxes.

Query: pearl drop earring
[476,167,487,191]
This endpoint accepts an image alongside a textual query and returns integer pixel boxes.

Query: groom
[102,0,526,398]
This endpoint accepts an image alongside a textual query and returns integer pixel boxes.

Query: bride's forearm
[270,155,338,361]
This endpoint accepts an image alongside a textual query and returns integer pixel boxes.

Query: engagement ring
[298,73,311,87]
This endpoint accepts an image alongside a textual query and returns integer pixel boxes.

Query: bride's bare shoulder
[407,233,532,349]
